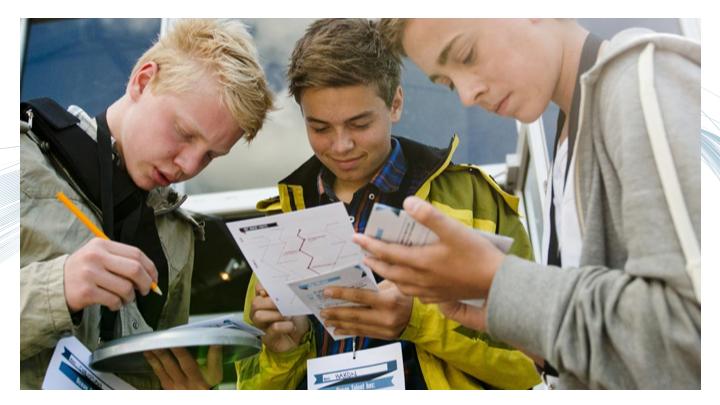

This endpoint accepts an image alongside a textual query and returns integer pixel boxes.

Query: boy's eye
[437,78,455,91]
[440,80,455,91]
[177,129,193,141]
[461,47,475,65]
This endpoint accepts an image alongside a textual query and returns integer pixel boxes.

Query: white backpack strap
[637,43,701,302]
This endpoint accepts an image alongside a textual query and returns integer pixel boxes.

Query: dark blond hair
[288,19,401,108]
[377,18,410,57]
[131,19,274,141]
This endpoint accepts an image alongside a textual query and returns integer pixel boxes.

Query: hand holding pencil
[57,191,162,313]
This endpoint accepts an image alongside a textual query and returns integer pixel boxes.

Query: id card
[306,342,404,390]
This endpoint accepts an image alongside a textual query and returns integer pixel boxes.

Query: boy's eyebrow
[306,116,329,125]
[179,118,231,156]
[305,110,375,125]
[178,118,204,138]
[427,34,462,83]
[346,111,374,122]
[437,34,461,66]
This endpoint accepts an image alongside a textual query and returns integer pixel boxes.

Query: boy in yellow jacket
[236,18,540,390]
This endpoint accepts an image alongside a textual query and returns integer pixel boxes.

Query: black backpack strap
[96,112,115,239]
[22,98,100,205]
[21,97,79,129]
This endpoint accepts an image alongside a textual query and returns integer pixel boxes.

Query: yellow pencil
[56,191,163,296]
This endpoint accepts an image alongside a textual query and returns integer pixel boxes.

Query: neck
[551,24,590,116]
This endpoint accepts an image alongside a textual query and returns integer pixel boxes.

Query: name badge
[306,342,405,390]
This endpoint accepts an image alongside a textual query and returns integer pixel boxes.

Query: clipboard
[89,327,261,374]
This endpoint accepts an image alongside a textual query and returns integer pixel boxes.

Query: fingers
[436,301,488,332]
[170,347,208,388]
[150,349,187,386]
[144,349,186,389]
[321,305,376,325]
[254,280,268,297]
[250,292,306,341]
[363,257,429,293]
[403,196,464,242]
[323,286,377,306]
[266,320,296,335]
[289,316,311,341]
[100,253,153,296]
[88,285,125,311]
[353,233,414,266]
[144,351,173,388]
[207,345,223,369]
[101,239,158,281]
[353,234,438,272]
[250,292,286,330]
[144,349,211,390]
[251,309,289,330]
[204,345,223,387]
[92,269,136,306]
[251,294,279,312]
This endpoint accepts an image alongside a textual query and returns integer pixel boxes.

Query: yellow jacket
[236,136,540,389]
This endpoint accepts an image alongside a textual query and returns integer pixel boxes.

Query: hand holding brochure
[364,203,514,307]
[226,203,379,339]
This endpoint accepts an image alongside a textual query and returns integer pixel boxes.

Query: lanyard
[547,33,603,267]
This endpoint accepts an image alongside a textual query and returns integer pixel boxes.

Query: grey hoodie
[487,29,700,389]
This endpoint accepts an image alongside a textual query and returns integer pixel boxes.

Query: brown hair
[377,18,410,57]
[131,19,274,141]
[288,19,401,108]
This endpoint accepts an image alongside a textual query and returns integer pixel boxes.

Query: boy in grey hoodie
[354,19,700,389]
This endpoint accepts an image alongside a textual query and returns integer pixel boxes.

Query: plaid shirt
[312,137,427,389]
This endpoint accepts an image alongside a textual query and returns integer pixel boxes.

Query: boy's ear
[390,86,404,122]
[127,62,159,101]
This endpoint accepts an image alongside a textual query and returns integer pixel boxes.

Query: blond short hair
[377,19,410,58]
[288,19,401,108]
[131,19,274,141]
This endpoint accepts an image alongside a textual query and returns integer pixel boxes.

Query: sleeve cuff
[260,327,314,369]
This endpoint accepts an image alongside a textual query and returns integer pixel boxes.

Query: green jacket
[19,108,202,389]
[236,135,540,390]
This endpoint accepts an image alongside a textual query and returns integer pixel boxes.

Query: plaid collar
[317,137,407,201]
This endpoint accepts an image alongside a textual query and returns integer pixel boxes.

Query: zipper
[26,108,34,128]
[573,81,587,237]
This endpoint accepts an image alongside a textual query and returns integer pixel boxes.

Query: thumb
[204,345,224,386]
[254,279,268,297]
[403,196,464,242]
[207,345,223,367]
